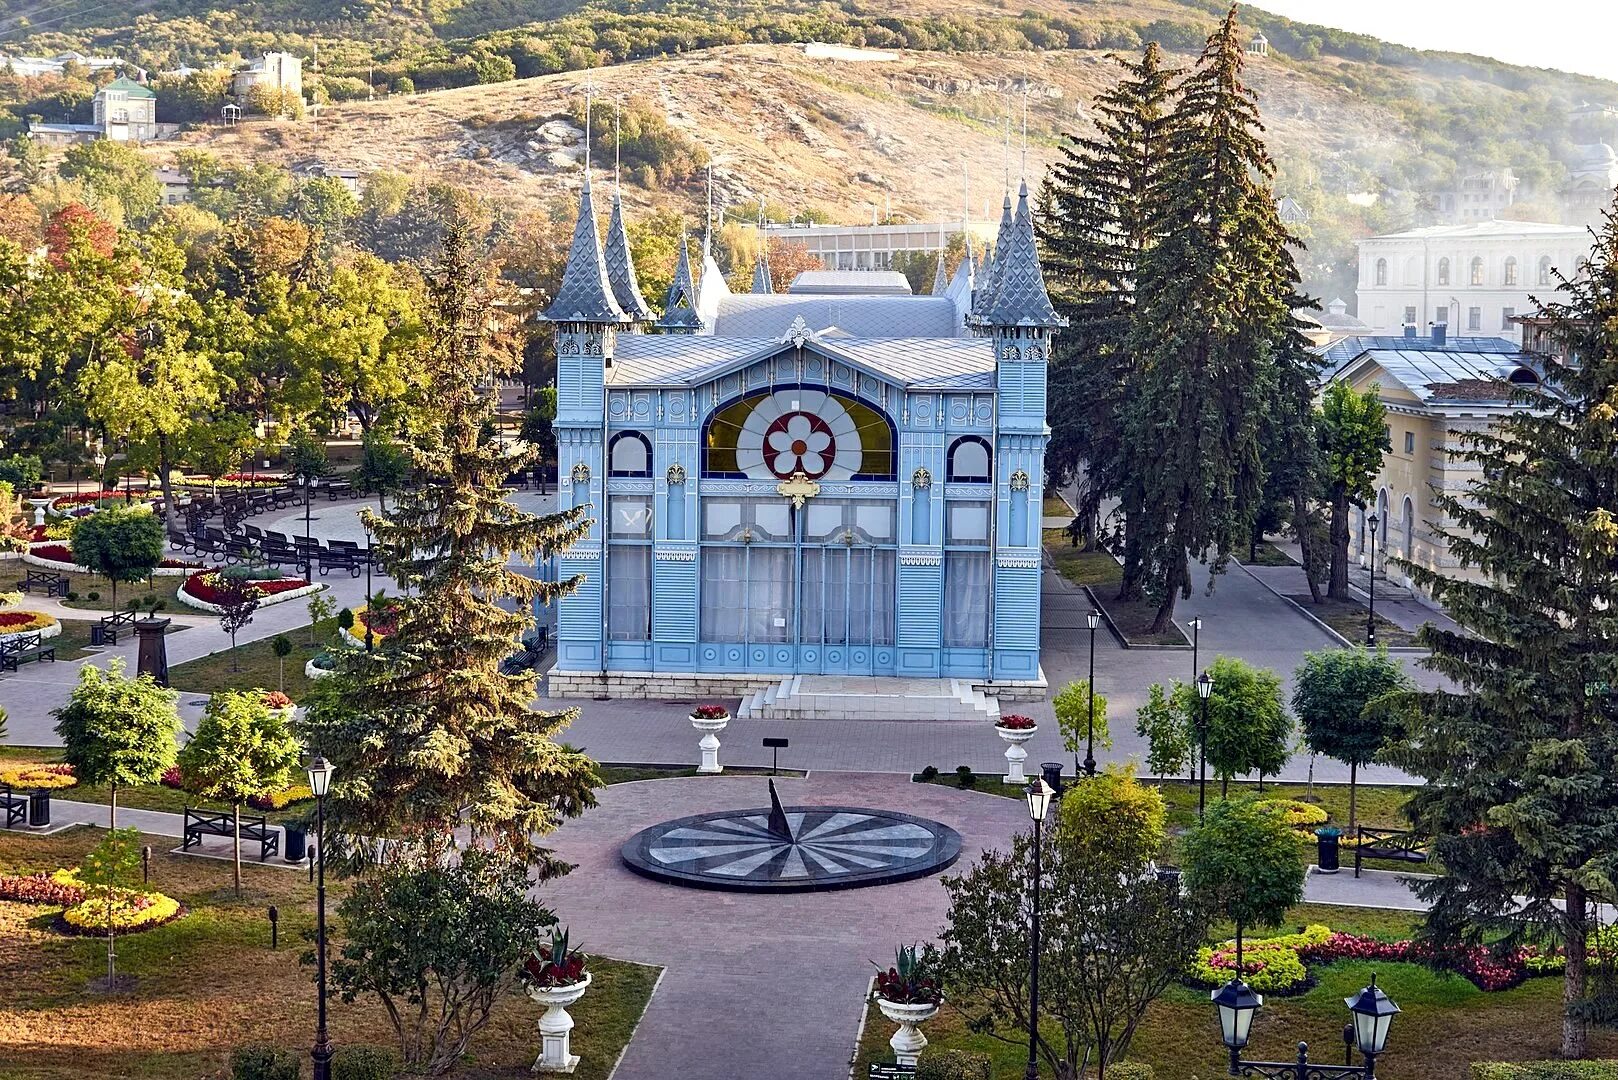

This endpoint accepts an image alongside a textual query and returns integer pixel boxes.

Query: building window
[1468,306,1482,331]
[1437,257,1450,286]
[943,552,990,649]
[1435,305,1448,326]
[608,431,652,477]
[1403,306,1417,326]
[1404,431,1415,454]
[1374,258,1388,286]
[1470,257,1485,286]
[607,496,652,641]
[1538,255,1553,285]
[702,387,895,480]
[946,437,992,483]
[1503,256,1518,286]
[1502,306,1516,329]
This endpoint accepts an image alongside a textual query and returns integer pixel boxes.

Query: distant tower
[604,187,655,327]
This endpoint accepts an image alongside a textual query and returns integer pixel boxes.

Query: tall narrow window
[1437,257,1450,286]
[947,437,992,483]
[607,495,652,641]
[1503,256,1518,286]
[1538,255,1553,285]
[911,483,931,544]
[608,431,652,477]
[1470,257,1485,286]
[1374,258,1388,286]
[943,501,990,649]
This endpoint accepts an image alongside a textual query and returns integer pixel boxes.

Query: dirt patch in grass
[1285,594,1420,648]
[0,826,661,1080]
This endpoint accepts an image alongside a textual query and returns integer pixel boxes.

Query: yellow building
[1319,330,1543,608]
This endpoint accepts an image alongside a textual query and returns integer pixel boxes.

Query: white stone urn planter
[874,997,941,1067]
[690,710,731,774]
[994,722,1039,785]
[527,972,591,1074]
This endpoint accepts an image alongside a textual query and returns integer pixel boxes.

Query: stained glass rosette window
[704,389,894,480]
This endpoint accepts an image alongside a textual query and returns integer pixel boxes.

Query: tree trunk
[1348,761,1358,833]
[1329,487,1351,601]
[106,890,116,984]
[232,801,243,898]
[1118,509,1144,602]
[109,783,117,831]
[1563,883,1589,1059]
[158,436,180,530]
[1149,541,1185,635]
[1292,489,1322,604]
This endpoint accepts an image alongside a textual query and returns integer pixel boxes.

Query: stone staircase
[735,675,1001,722]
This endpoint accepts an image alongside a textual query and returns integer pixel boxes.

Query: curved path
[538,771,1028,1080]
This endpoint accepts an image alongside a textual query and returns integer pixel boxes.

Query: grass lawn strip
[1041,530,1189,647]
[167,619,337,702]
[55,572,206,616]
[0,827,661,1080]
[1284,593,1420,648]
[1242,541,1297,567]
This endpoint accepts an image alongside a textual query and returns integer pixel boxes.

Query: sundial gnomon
[620,780,962,892]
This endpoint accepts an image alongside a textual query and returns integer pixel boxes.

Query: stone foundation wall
[546,670,782,701]
[971,675,1048,703]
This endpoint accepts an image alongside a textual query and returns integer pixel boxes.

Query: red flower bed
[160,765,185,790]
[51,490,119,508]
[182,571,309,605]
[29,544,76,563]
[0,872,85,905]
[996,714,1036,730]
[158,557,203,569]
[1299,931,1530,992]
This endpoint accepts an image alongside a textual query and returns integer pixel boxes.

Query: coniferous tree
[1127,7,1313,633]
[299,222,597,878]
[1041,43,1177,594]
[1386,202,1618,1059]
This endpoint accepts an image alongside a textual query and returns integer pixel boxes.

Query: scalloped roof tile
[543,174,628,325]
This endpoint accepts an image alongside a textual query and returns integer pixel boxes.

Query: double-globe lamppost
[1365,512,1380,646]
[1212,970,1400,1079]
[1195,670,1213,820]
[1022,777,1054,1080]
[1083,610,1099,777]
[307,756,336,1080]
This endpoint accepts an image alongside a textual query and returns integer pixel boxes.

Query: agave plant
[872,943,942,1005]
[521,924,588,989]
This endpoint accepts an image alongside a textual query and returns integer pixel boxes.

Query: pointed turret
[751,253,774,294]
[543,173,628,325]
[930,244,948,296]
[604,187,654,324]
[971,191,1014,324]
[981,181,1064,329]
[657,228,704,333]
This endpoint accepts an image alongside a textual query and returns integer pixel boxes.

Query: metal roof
[607,334,994,390]
[657,230,704,332]
[1316,334,1519,366]
[542,173,628,325]
[711,295,963,339]
[978,181,1065,329]
[787,270,912,296]
[1343,348,1541,405]
[604,188,654,323]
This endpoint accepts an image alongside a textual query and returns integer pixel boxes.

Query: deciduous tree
[1201,656,1291,791]
[53,659,180,829]
[1317,381,1389,600]
[1182,796,1303,973]
[1292,648,1410,829]
[69,506,164,612]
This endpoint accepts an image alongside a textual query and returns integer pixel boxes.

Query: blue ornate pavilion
[541,174,1063,699]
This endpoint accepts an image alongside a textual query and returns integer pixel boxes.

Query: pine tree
[1041,43,1178,595]
[1127,7,1312,633]
[300,222,597,879]
[1387,201,1618,1059]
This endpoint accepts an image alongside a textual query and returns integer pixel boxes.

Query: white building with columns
[1354,220,1589,338]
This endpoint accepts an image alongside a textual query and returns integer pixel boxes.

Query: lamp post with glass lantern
[1365,512,1379,646]
[361,520,375,651]
[307,756,336,1080]
[1023,778,1053,1080]
[1084,609,1099,776]
[1211,971,1399,1079]
[1196,670,1213,820]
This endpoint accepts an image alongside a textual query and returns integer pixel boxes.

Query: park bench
[325,480,354,500]
[182,808,280,861]
[260,537,298,570]
[0,631,56,671]
[167,527,196,554]
[1353,827,1430,878]
[1,785,26,829]
[95,609,138,646]
[15,568,68,598]
[191,534,226,563]
[317,545,362,578]
[868,1066,915,1079]
[223,536,257,565]
[248,491,273,514]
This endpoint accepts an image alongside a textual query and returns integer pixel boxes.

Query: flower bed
[248,784,313,811]
[23,542,89,573]
[1186,925,1330,994]
[342,601,401,645]
[0,610,60,639]
[0,763,76,790]
[1256,798,1329,831]
[995,714,1037,731]
[61,890,183,935]
[0,871,85,905]
[177,570,321,613]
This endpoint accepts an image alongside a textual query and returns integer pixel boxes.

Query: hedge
[1472,1066,1618,1080]
[229,1044,301,1080]
[333,1044,402,1080]
[916,1051,991,1080]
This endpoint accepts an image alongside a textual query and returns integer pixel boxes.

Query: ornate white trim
[899,553,943,566]
[571,463,592,484]
[997,556,1040,569]
[654,547,698,562]
[1009,469,1030,492]
[911,467,932,490]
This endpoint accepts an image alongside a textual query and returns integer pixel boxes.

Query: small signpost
[762,737,789,776]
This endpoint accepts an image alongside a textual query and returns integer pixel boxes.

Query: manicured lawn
[168,620,339,701]
[1244,540,1297,566]
[1286,593,1420,648]
[1041,493,1073,517]
[0,826,661,1080]
[1042,531,1189,647]
[1041,529,1119,586]
[853,900,1618,1079]
[56,572,203,615]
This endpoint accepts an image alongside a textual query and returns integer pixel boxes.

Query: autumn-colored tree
[43,203,116,266]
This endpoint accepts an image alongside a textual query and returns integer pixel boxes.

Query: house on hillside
[293,160,362,195]
[233,52,303,102]
[1318,330,1545,608]
[27,76,176,145]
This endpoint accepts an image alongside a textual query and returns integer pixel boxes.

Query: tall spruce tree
[1041,43,1178,595]
[299,222,597,878]
[1387,202,1618,1059]
[1127,7,1313,633]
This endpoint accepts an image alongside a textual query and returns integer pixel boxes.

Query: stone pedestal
[690,713,730,774]
[136,617,171,687]
[528,974,590,1073]
[875,999,940,1067]
[996,725,1038,785]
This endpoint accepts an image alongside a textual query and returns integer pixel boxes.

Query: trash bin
[1040,762,1065,796]
[90,624,105,647]
[28,790,51,828]
[1316,827,1342,873]
[283,825,307,864]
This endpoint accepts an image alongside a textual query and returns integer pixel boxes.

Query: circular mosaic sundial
[621,782,962,893]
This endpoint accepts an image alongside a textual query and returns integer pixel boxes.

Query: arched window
[1436,257,1450,286]
[1538,255,1553,285]
[1374,258,1388,286]
[1402,495,1415,562]
[1508,366,1539,385]
[1470,257,1485,286]
[608,431,652,477]
[947,436,992,483]
[1503,256,1518,286]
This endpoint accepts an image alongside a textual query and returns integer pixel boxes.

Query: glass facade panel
[943,552,990,648]
[946,502,990,545]
[610,496,652,538]
[607,544,651,640]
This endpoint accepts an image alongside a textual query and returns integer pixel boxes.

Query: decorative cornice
[655,547,698,562]
[900,553,943,566]
[998,555,1040,569]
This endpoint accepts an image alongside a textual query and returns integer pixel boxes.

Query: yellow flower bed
[1257,798,1328,830]
[250,783,313,810]
[62,890,181,934]
[0,763,77,790]
[0,610,58,636]
[349,606,395,642]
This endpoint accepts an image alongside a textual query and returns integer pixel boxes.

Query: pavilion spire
[657,225,704,332]
[980,180,1064,329]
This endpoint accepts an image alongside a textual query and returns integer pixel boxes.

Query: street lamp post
[362,522,374,652]
[1084,610,1099,777]
[1023,778,1054,1080]
[307,756,336,1080]
[303,469,315,578]
[1365,513,1379,646]
[1188,616,1203,788]
[1211,971,1399,1079]
[1196,670,1213,821]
